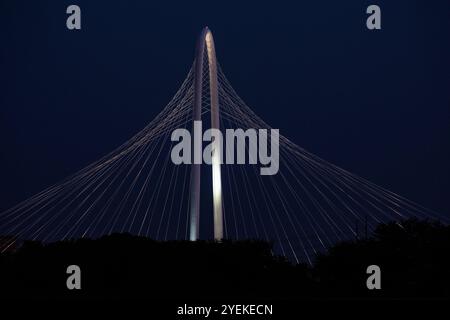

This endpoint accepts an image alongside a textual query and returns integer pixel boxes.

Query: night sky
[1,0,449,218]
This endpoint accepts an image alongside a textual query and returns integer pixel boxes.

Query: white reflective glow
[212,142,223,240]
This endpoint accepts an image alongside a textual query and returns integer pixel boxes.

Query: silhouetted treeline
[1,219,449,299]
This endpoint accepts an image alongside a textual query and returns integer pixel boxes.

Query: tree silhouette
[1,219,449,299]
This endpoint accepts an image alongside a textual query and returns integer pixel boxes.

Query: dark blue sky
[1,0,449,216]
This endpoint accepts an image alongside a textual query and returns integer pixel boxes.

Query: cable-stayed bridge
[0,28,447,264]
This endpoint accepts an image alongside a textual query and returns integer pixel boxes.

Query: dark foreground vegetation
[1,219,450,299]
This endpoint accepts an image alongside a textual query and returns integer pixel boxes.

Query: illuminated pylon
[189,27,223,241]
